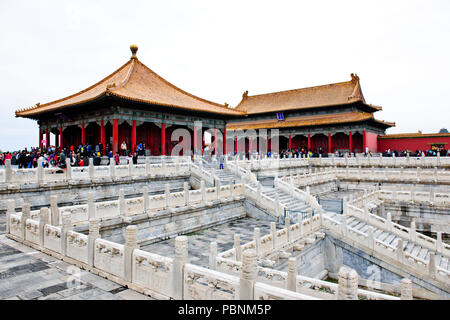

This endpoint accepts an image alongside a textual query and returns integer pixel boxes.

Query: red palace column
[161,122,166,156]
[266,135,269,154]
[81,123,86,145]
[235,137,237,154]
[214,128,217,155]
[223,129,227,155]
[45,129,50,149]
[193,125,197,155]
[349,131,353,153]
[100,120,106,155]
[131,120,137,154]
[249,136,253,154]
[328,133,332,153]
[59,126,64,150]
[362,130,366,153]
[307,134,311,151]
[112,119,119,154]
[39,128,42,149]
[289,135,292,149]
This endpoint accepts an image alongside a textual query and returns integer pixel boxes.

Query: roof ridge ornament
[350,73,359,83]
[348,73,364,103]
[130,44,138,59]
[242,90,249,99]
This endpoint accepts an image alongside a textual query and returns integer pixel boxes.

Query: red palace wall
[378,136,450,152]
[365,132,378,152]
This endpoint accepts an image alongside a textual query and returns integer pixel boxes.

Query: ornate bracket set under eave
[39,107,227,132]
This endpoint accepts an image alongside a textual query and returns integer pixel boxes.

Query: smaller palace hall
[15,45,395,156]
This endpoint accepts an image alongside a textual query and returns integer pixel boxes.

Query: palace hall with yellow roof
[15,45,394,156]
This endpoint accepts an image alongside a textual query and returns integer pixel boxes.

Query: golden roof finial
[130,44,138,59]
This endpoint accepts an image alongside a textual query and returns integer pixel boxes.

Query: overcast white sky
[1,0,449,151]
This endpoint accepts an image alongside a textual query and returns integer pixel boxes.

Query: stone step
[353,221,366,231]
[418,248,428,260]
[360,224,370,234]
[348,219,360,228]
[385,234,397,246]
[402,240,409,250]
[411,245,421,257]
[441,257,449,271]
[405,242,415,254]
[378,231,391,242]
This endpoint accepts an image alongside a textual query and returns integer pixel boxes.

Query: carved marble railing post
[38,207,49,248]
[396,239,404,264]
[50,195,59,226]
[286,257,297,292]
[119,189,125,217]
[286,217,291,242]
[5,158,12,183]
[343,200,348,216]
[128,159,134,177]
[87,192,95,220]
[234,234,242,261]
[409,219,416,242]
[337,266,358,300]
[401,278,413,300]
[109,159,116,179]
[88,219,100,267]
[89,157,95,179]
[142,186,149,213]
[209,242,217,270]
[175,157,180,172]
[124,225,138,282]
[254,228,261,259]
[428,252,436,278]
[145,156,151,176]
[61,212,72,257]
[37,159,43,184]
[363,203,370,222]
[298,213,304,237]
[274,193,280,216]
[289,176,294,196]
[368,226,374,250]
[173,236,188,300]
[21,203,30,240]
[436,232,443,253]
[6,199,15,234]
[200,180,206,203]
[271,222,277,250]
[215,178,221,200]
[240,249,257,300]
[184,182,189,205]
[165,184,171,208]
[386,212,393,232]
[65,159,72,181]
[433,167,438,183]
[161,157,167,175]
[229,177,233,197]
[341,215,348,237]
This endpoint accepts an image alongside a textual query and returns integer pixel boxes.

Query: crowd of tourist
[0,141,148,168]
[1,143,449,167]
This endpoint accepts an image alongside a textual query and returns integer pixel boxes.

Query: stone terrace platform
[0,213,152,300]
